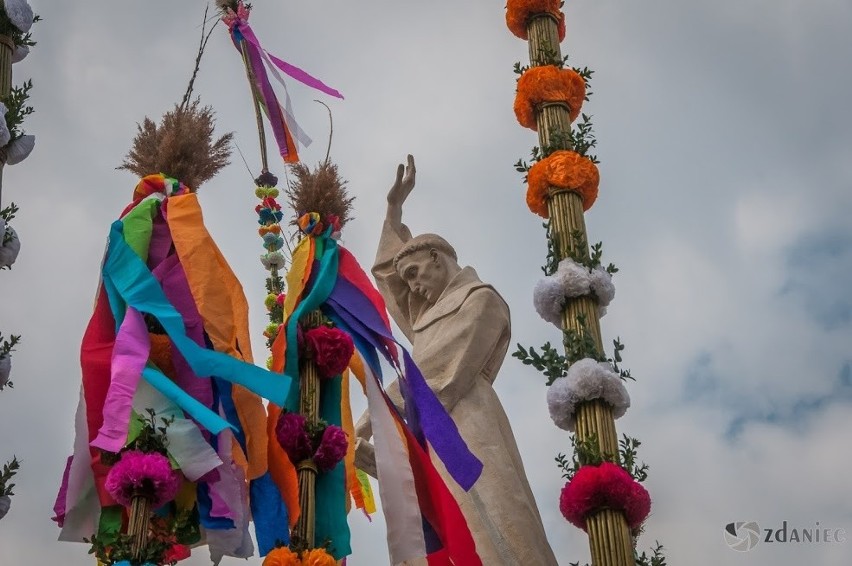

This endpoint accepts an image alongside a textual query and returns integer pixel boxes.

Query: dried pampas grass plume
[118,100,233,191]
[215,0,241,13]
[286,161,355,229]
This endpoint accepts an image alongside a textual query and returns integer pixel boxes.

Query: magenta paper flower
[105,450,181,509]
[275,411,313,463]
[559,461,651,531]
[313,425,348,472]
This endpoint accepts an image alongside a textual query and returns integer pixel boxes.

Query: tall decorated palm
[507,2,667,565]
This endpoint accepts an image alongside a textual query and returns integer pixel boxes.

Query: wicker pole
[525,14,635,566]
[292,310,323,546]
[0,33,13,207]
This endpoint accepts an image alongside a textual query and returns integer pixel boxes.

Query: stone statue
[355,155,557,565]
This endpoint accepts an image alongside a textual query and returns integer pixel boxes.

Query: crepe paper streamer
[223,3,343,162]
[364,359,426,563]
[101,220,291,407]
[355,469,376,515]
[281,230,340,411]
[341,369,371,518]
[362,354,481,565]
[165,193,271,480]
[227,18,301,162]
[236,21,343,100]
[250,472,291,555]
[265,402,301,528]
[315,374,351,559]
[326,274,483,490]
[90,307,153,452]
[132,381,223,483]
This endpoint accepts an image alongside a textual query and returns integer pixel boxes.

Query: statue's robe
[369,219,558,566]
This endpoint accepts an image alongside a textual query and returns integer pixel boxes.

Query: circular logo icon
[724,521,761,552]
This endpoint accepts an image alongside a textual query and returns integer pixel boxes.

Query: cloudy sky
[1,1,851,565]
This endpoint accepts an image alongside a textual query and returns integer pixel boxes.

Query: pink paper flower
[313,425,348,472]
[559,461,651,531]
[275,411,313,463]
[304,326,354,378]
[105,450,181,509]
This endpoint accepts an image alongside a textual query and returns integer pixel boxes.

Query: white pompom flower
[3,0,34,33]
[0,102,10,147]
[6,134,34,165]
[547,358,631,432]
[11,44,28,64]
[260,251,286,271]
[589,266,615,307]
[0,494,10,520]
[533,276,566,326]
[0,354,10,390]
[0,224,20,268]
[555,257,592,298]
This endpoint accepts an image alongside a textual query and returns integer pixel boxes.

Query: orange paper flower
[263,547,301,566]
[300,548,337,566]
[526,150,600,217]
[515,65,586,129]
[506,0,566,41]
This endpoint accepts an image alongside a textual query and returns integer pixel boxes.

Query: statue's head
[393,233,460,304]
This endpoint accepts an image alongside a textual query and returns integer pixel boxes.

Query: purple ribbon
[236,22,343,100]
[327,276,482,491]
[238,31,295,161]
[152,254,214,414]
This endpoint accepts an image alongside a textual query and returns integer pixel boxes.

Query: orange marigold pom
[301,548,337,566]
[506,0,566,41]
[514,65,586,130]
[526,150,600,217]
[263,547,301,566]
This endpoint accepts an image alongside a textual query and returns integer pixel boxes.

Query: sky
[1,1,851,565]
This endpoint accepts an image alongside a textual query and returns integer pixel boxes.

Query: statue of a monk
[355,155,557,565]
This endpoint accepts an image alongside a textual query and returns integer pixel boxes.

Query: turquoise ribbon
[142,367,234,434]
[315,374,351,559]
[283,231,340,411]
[102,221,290,408]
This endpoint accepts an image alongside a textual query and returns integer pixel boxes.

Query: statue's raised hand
[387,154,416,208]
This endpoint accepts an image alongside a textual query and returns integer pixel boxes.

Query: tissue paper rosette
[559,461,651,531]
[104,450,181,509]
[303,325,354,379]
[515,65,586,129]
[526,149,600,217]
[506,0,566,41]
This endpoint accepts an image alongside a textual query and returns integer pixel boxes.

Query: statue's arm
[430,288,510,414]
[372,155,419,341]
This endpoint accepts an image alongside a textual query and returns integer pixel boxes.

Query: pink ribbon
[235,21,343,100]
[90,307,151,452]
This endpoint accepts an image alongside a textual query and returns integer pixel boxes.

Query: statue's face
[397,249,449,304]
